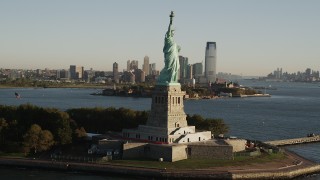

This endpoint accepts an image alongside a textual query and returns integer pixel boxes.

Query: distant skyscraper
[134,69,145,83]
[70,65,76,79]
[122,71,135,83]
[179,56,188,80]
[306,68,311,77]
[149,63,156,75]
[127,60,130,71]
[113,62,119,83]
[132,60,138,70]
[70,65,84,80]
[192,62,203,77]
[57,69,70,80]
[36,69,42,76]
[186,64,193,79]
[127,60,139,71]
[274,67,283,79]
[84,69,94,83]
[205,42,217,83]
[143,56,150,76]
[149,64,152,75]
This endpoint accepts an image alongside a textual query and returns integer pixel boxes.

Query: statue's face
[171,30,175,36]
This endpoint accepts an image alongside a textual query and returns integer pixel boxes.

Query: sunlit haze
[1,0,319,76]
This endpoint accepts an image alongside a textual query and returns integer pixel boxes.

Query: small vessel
[14,92,21,99]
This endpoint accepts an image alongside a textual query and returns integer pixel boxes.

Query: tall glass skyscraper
[143,56,149,76]
[205,42,217,83]
[113,62,119,83]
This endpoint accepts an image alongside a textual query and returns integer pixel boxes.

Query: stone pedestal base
[122,83,212,144]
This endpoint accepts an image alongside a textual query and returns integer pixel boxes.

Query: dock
[265,135,320,146]
[233,94,271,98]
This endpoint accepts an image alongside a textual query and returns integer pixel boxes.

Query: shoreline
[1,86,269,99]
[0,86,106,89]
[1,151,319,179]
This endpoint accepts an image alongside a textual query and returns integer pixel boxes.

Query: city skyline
[1,0,319,76]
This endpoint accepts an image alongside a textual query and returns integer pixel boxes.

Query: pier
[265,135,320,146]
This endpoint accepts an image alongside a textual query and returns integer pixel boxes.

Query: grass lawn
[105,153,286,169]
[0,152,26,158]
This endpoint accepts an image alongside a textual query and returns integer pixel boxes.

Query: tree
[0,118,8,144]
[74,127,87,140]
[23,124,55,154]
[38,130,54,152]
[187,114,229,136]
[206,118,229,136]
[23,124,41,154]
[8,119,19,142]
[186,114,205,127]
[57,127,72,145]
[67,107,149,133]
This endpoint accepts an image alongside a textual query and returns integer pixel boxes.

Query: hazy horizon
[1,0,319,76]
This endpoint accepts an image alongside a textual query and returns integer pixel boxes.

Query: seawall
[232,165,320,179]
[265,135,320,146]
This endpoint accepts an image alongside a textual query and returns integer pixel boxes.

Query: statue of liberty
[157,11,180,84]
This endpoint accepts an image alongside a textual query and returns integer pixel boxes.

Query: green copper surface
[157,11,180,84]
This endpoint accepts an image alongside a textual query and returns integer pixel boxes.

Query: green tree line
[0,104,79,154]
[0,104,229,154]
[66,107,149,133]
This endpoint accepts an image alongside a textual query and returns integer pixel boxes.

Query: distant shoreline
[1,151,319,179]
[0,85,105,89]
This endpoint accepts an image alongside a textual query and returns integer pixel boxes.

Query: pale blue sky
[0,0,319,76]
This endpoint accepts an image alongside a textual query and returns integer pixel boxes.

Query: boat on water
[14,92,21,99]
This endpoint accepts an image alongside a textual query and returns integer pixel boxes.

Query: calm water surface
[0,81,319,179]
[0,166,132,180]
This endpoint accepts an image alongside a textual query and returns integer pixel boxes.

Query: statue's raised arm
[157,11,180,85]
[167,11,174,36]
